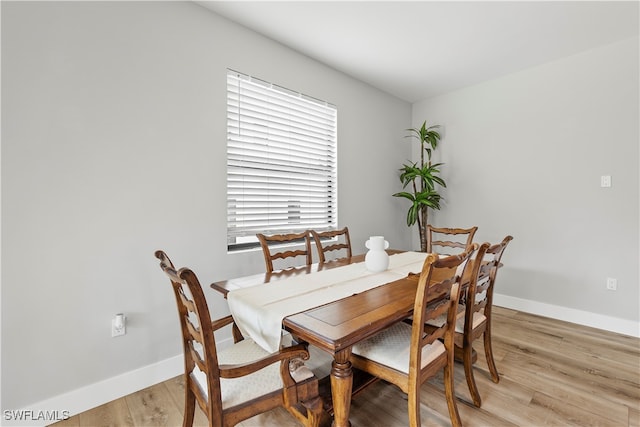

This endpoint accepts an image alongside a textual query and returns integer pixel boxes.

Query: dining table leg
[330,348,353,427]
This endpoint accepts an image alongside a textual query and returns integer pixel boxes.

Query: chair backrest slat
[310,227,352,264]
[257,231,313,273]
[427,226,478,256]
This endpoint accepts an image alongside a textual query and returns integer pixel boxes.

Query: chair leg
[182,387,196,427]
[463,342,482,407]
[483,329,500,383]
[443,360,462,427]
[407,384,421,427]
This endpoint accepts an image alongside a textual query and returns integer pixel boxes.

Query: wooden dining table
[211,250,476,427]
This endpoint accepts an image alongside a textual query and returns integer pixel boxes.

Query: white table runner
[228,251,428,352]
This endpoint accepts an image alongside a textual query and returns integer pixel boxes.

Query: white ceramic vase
[365,236,389,273]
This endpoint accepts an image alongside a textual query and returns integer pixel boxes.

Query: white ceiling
[197,1,639,103]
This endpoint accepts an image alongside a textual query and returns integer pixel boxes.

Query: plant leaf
[392,191,416,201]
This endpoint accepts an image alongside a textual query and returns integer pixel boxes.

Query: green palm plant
[393,121,446,252]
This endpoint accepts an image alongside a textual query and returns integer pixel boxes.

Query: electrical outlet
[600,175,611,187]
[111,314,126,337]
[606,278,617,291]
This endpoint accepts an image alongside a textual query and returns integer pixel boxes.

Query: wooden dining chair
[349,246,476,427]
[257,231,313,273]
[451,235,513,407]
[426,225,478,255]
[155,250,323,427]
[310,227,352,264]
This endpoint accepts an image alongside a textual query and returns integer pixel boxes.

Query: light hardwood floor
[53,307,640,426]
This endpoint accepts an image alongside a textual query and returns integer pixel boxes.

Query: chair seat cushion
[192,338,293,409]
[351,322,445,374]
[426,304,487,333]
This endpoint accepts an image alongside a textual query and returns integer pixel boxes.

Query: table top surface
[211,249,475,355]
[283,272,422,353]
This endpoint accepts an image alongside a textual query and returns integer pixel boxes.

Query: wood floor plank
[451,368,536,420]
[501,345,639,411]
[419,382,515,427]
[351,380,415,426]
[509,309,638,352]
[499,351,632,421]
[530,390,623,427]
[77,398,134,427]
[422,367,563,427]
[630,406,640,427]
[508,311,640,372]
[163,375,210,426]
[124,382,183,426]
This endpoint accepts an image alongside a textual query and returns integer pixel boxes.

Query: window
[226,70,338,251]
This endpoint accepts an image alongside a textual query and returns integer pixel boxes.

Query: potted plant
[393,121,446,252]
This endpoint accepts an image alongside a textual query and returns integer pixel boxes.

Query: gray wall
[413,36,639,323]
[1,1,412,411]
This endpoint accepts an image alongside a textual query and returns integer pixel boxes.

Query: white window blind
[227,70,338,249]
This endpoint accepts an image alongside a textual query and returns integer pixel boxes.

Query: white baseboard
[8,336,236,427]
[494,293,640,338]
